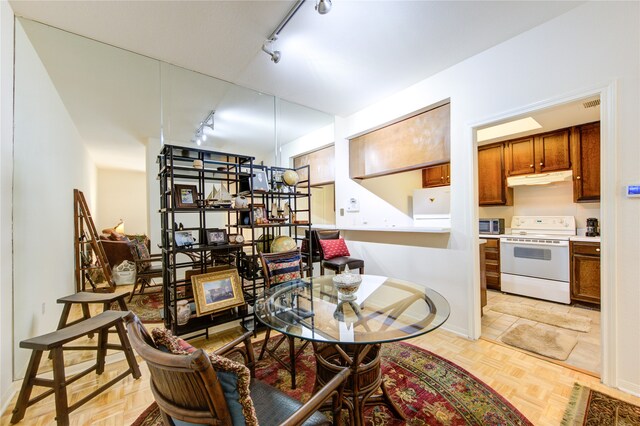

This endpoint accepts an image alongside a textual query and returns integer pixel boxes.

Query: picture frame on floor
[191,269,244,316]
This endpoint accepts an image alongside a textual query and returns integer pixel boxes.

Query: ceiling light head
[315,0,332,15]
[262,38,281,64]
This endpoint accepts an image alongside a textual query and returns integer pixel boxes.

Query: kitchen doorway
[475,93,605,377]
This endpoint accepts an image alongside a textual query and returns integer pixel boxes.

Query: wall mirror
[12,16,334,379]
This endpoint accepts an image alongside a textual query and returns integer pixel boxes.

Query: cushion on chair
[130,238,151,271]
[318,238,350,260]
[250,380,331,426]
[264,252,302,284]
[322,257,364,271]
[151,328,258,426]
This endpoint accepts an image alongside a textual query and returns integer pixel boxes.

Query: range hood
[507,170,573,187]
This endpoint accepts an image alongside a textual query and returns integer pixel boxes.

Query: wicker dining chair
[125,313,349,426]
[258,249,309,389]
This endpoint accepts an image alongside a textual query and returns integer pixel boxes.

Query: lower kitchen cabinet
[483,238,501,291]
[570,241,601,305]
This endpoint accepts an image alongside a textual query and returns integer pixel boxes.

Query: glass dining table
[255,274,450,426]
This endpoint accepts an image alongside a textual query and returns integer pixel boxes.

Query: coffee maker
[586,218,600,237]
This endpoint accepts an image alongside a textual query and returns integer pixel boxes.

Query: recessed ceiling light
[477,117,542,142]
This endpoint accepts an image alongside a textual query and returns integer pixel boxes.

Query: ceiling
[11,0,583,117]
[478,96,600,145]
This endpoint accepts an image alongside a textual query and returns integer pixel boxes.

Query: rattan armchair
[125,313,349,426]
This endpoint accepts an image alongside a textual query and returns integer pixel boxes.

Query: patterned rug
[133,338,532,425]
[112,290,163,323]
[561,383,640,425]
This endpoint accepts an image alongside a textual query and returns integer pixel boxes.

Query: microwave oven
[479,218,505,235]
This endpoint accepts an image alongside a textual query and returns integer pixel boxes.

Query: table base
[313,343,404,426]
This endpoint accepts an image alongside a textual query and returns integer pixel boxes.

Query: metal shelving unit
[158,145,312,337]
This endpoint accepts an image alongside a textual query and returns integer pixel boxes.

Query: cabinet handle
[596,248,600,252]
[529,164,533,168]
[539,162,544,166]
[576,176,581,180]
[441,176,444,180]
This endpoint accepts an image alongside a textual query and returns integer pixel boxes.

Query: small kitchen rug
[491,302,591,332]
[500,324,577,360]
[561,383,640,425]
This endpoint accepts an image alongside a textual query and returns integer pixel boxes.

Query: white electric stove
[500,216,576,304]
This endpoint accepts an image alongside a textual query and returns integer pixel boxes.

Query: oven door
[500,239,569,282]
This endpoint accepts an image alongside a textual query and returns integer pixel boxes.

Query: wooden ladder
[73,189,115,293]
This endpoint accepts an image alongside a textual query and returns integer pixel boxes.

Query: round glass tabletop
[255,274,450,345]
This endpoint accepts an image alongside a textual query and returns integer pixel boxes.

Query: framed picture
[252,204,268,225]
[174,184,198,208]
[206,228,228,245]
[191,269,245,316]
[174,230,196,247]
[251,169,270,192]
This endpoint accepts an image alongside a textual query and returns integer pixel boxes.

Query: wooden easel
[73,189,115,293]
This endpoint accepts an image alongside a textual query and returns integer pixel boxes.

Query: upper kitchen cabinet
[478,143,512,205]
[505,136,535,176]
[572,121,600,202]
[535,128,571,173]
[350,103,450,179]
[422,162,450,187]
[505,129,570,176]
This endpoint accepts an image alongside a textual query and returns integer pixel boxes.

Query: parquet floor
[3,317,639,425]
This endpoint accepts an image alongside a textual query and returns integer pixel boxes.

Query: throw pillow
[150,328,258,426]
[319,238,350,260]
[266,257,302,285]
[130,239,151,271]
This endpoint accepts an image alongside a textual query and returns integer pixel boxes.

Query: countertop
[569,236,601,243]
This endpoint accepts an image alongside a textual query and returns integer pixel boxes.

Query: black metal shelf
[158,144,312,336]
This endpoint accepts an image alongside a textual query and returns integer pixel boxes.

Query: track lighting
[193,110,214,145]
[315,0,331,15]
[262,39,281,63]
[262,0,332,64]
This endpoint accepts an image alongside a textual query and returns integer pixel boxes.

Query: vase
[176,300,191,326]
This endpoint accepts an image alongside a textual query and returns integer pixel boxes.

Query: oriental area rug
[561,383,640,425]
[112,290,163,323]
[133,339,532,426]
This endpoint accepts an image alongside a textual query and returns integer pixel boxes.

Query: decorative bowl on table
[332,270,362,301]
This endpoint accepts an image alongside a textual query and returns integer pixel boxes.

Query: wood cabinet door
[505,137,535,176]
[478,144,509,205]
[572,122,600,202]
[535,129,571,173]
[571,253,601,304]
[422,163,449,187]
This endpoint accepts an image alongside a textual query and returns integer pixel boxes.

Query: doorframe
[468,82,617,387]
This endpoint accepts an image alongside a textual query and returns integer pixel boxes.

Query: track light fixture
[192,110,215,145]
[262,38,281,63]
[262,0,331,64]
[315,0,331,15]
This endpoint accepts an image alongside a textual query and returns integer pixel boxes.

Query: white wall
[480,181,600,234]
[0,0,15,412]
[12,20,98,379]
[97,168,148,235]
[334,2,639,393]
[278,124,334,168]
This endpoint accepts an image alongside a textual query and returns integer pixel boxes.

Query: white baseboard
[1,381,21,417]
[618,379,640,397]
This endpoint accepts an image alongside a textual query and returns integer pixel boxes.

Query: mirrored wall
[12,17,333,379]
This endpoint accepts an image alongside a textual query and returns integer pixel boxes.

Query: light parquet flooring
[3,324,639,425]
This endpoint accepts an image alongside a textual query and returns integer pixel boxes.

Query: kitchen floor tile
[482,291,600,376]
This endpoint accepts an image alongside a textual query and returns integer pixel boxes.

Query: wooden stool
[10,310,141,426]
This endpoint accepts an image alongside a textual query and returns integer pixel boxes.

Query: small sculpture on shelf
[206,184,232,208]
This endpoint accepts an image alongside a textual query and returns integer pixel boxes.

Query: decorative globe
[271,236,297,253]
[282,169,300,186]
